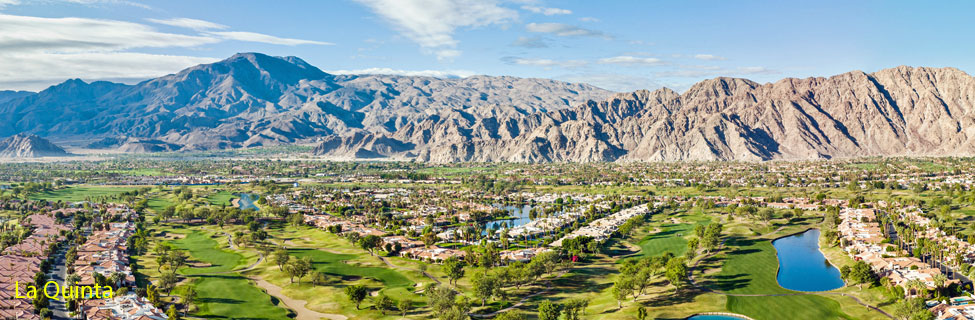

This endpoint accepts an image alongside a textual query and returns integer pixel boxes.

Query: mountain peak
[0,134,70,158]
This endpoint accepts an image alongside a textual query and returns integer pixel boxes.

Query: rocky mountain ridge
[0,134,71,158]
[1,52,973,162]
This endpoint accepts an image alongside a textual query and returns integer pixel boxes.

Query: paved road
[47,244,70,319]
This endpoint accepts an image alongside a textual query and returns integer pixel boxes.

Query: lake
[237,193,260,211]
[481,205,533,234]
[772,228,844,291]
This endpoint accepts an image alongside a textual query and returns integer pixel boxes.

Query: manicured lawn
[288,248,413,289]
[167,229,245,275]
[192,274,294,320]
[30,186,140,202]
[207,190,236,206]
[704,236,854,320]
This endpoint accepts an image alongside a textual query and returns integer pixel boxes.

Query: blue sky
[0,0,972,92]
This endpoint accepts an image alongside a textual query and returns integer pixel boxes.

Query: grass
[166,230,246,274]
[157,226,289,319]
[288,248,413,289]
[191,274,295,320]
[207,190,237,206]
[30,185,140,202]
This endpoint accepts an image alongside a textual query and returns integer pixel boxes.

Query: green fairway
[207,190,236,206]
[167,230,245,274]
[146,195,174,213]
[192,274,294,320]
[30,186,140,202]
[705,236,853,320]
[288,248,414,289]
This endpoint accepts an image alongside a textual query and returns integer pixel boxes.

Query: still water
[772,228,845,291]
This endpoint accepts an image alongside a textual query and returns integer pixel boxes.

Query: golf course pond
[237,193,260,211]
[772,228,845,291]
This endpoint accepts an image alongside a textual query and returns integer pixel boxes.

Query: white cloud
[0,0,21,8]
[0,13,331,90]
[328,67,476,78]
[521,5,571,15]
[526,22,608,38]
[355,0,517,59]
[209,31,333,46]
[147,17,228,31]
[579,17,599,22]
[503,57,587,68]
[694,54,726,61]
[0,52,218,91]
[0,13,218,52]
[597,55,664,66]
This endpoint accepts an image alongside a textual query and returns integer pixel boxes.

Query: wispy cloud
[655,66,778,78]
[0,52,218,91]
[597,55,665,66]
[355,0,517,59]
[693,54,726,61]
[209,31,333,46]
[579,17,599,22]
[511,36,548,48]
[0,13,330,90]
[502,57,587,68]
[526,22,609,39]
[521,5,571,15]
[328,67,476,78]
[146,17,228,31]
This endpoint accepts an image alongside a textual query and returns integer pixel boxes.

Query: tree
[845,260,877,290]
[285,257,312,283]
[637,306,648,320]
[537,300,562,320]
[311,271,329,286]
[359,235,383,256]
[159,272,178,294]
[893,297,934,320]
[374,294,394,315]
[471,270,497,307]
[665,257,688,293]
[428,285,460,319]
[442,257,465,286]
[272,248,290,269]
[397,299,413,317]
[757,208,774,225]
[611,276,632,309]
[167,304,181,320]
[344,285,368,310]
[562,298,589,320]
[181,287,197,315]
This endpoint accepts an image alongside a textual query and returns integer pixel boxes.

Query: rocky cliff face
[2,52,973,162]
[0,134,70,158]
[0,53,612,151]
[315,66,975,162]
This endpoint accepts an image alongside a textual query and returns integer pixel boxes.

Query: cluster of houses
[551,205,650,247]
[837,208,958,296]
[73,221,138,287]
[0,213,69,320]
[80,292,167,320]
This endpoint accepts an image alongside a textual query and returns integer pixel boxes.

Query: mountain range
[2,52,974,162]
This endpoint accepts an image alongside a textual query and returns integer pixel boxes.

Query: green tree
[471,270,497,307]
[537,300,562,320]
[442,257,465,286]
[397,299,413,316]
[665,257,688,293]
[344,285,368,309]
[272,248,290,269]
[374,294,394,315]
